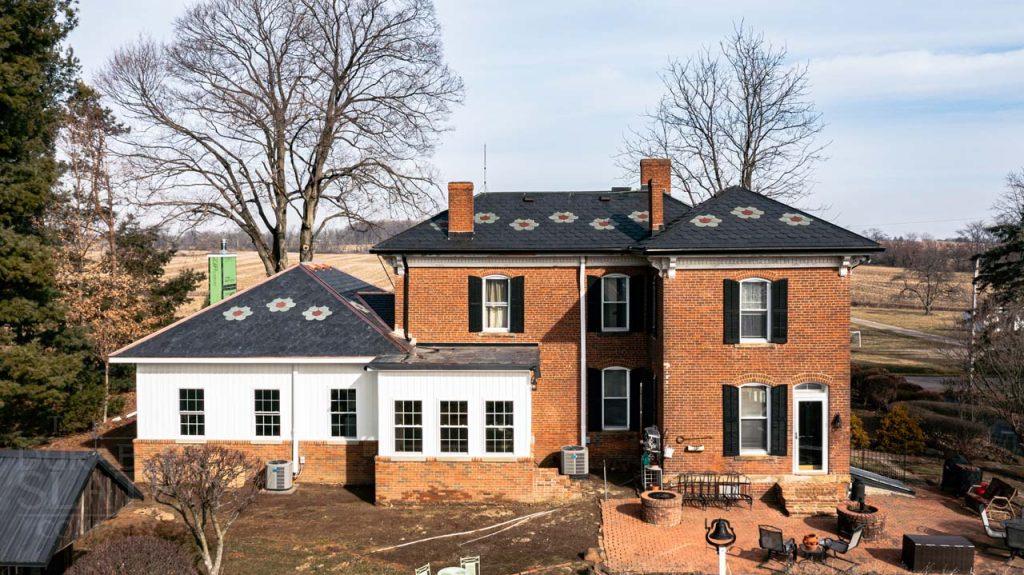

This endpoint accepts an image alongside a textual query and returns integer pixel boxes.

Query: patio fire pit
[837,503,886,541]
[641,490,681,527]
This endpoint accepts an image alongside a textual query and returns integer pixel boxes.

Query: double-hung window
[602,368,630,430]
[254,389,281,437]
[439,401,469,453]
[330,389,357,438]
[739,279,770,342]
[485,401,514,453]
[394,400,423,452]
[601,275,629,331]
[483,276,510,331]
[179,389,205,436]
[739,384,769,453]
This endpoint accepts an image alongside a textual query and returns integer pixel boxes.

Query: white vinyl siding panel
[376,370,532,459]
[293,364,377,441]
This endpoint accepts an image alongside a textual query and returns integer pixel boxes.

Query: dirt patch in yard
[78,483,603,575]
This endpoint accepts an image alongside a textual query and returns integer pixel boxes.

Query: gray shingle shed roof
[112,265,409,360]
[369,344,540,374]
[371,186,881,255]
[0,450,141,568]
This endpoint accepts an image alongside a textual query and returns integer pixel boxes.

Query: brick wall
[659,267,851,478]
[374,456,575,504]
[133,440,376,485]
[397,265,652,467]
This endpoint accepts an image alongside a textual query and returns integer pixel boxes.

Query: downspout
[402,256,411,341]
[291,364,300,476]
[579,256,587,446]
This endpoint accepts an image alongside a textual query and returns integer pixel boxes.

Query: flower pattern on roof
[510,218,539,231]
[691,214,722,227]
[780,213,812,226]
[429,220,447,232]
[628,210,650,223]
[589,217,615,230]
[302,306,332,321]
[266,297,295,312]
[223,306,253,321]
[549,211,578,223]
[475,212,499,224]
[730,206,763,219]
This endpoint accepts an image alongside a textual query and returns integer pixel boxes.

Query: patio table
[436,568,465,575]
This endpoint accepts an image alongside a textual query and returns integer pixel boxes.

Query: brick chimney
[641,158,670,233]
[447,181,474,238]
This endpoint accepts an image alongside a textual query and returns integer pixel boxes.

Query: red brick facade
[374,456,575,504]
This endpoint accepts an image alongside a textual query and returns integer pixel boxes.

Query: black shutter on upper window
[510,276,525,333]
[632,367,655,430]
[586,275,601,332]
[770,279,788,344]
[586,368,602,432]
[722,385,740,456]
[723,279,740,344]
[468,276,482,333]
[770,385,788,456]
[629,274,647,333]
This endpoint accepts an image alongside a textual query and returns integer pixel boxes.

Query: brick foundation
[374,456,577,504]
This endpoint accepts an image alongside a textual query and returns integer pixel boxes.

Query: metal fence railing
[852,449,909,483]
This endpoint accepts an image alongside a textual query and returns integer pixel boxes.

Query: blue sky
[70,1,1024,237]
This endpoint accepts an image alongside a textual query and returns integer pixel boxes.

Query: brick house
[112,158,880,509]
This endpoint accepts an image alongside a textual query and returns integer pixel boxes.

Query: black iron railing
[852,449,908,483]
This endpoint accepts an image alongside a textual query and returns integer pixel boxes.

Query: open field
[850,326,959,375]
[852,264,973,311]
[851,306,962,338]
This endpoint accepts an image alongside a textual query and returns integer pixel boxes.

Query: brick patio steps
[778,479,846,516]
[532,467,576,501]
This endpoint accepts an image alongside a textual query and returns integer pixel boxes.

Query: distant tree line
[171,220,415,253]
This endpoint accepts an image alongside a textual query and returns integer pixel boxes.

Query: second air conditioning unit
[266,460,293,491]
[560,445,588,477]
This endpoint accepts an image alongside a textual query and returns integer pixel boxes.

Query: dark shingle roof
[0,450,141,567]
[368,344,540,374]
[112,265,408,359]
[372,190,690,254]
[371,187,880,255]
[643,187,882,253]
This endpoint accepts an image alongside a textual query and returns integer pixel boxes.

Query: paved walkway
[851,317,959,346]
[601,487,1014,574]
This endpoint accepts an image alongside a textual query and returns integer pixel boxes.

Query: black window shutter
[723,279,740,344]
[631,367,655,430]
[628,368,643,431]
[586,275,601,332]
[722,385,739,456]
[467,276,482,333]
[586,368,602,432]
[770,385,788,456]
[629,274,647,333]
[771,279,788,344]
[510,276,525,333]
[648,277,659,337]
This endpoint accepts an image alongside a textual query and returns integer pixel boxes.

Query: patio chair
[981,508,1007,540]
[966,477,1018,515]
[821,525,864,569]
[414,564,431,575]
[758,525,796,570]
[460,556,480,575]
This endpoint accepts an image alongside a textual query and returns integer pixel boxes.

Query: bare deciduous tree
[100,0,463,275]
[892,239,964,315]
[145,445,264,575]
[620,24,825,205]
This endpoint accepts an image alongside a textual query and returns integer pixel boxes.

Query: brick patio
[601,487,1020,574]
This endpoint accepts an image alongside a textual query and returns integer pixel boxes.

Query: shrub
[850,413,870,449]
[875,405,926,454]
[852,366,902,408]
[68,536,197,575]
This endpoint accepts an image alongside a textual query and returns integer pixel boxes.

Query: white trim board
[111,356,376,364]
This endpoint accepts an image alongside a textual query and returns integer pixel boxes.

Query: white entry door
[793,384,828,474]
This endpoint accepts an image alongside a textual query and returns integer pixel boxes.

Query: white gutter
[291,364,300,476]
[579,256,587,446]
[109,356,376,364]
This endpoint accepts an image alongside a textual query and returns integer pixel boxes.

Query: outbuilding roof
[0,450,141,568]
[372,186,881,255]
[112,265,409,360]
[368,344,540,375]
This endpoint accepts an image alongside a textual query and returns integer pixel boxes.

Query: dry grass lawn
[852,306,963,337]
[850,326,959,375]
[852,264,973,310]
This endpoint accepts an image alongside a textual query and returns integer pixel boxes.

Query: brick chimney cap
[448,181,474,190]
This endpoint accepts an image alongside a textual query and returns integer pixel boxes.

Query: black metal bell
[706,518,736,548]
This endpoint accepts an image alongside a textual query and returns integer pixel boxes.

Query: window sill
[736,453,774,460]
[477,331,519,338]
[250,439,284,445]
[733,342,776,349]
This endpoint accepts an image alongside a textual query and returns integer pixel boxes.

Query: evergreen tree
[0,0,89,445]
[977,171,1024,303]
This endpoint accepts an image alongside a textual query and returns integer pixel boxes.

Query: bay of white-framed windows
[254,389,281,437]
[602,367,630,430]
[330,388,357,438]
[485,400,514,453]
[394,400,423,452]
[439,400,469,453]
[483,275,510,332]
[739,383,769,454]
[739,278,771,342]
[601,274,629,332]
[179,388,205,436]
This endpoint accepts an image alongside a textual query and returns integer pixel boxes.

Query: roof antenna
[483,143,488,193]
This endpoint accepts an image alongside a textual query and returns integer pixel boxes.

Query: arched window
[739,383,769,453]
[739,278,771,342]
[601,274,629,332]
[483,275,510,331]
[602,367,631,430]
